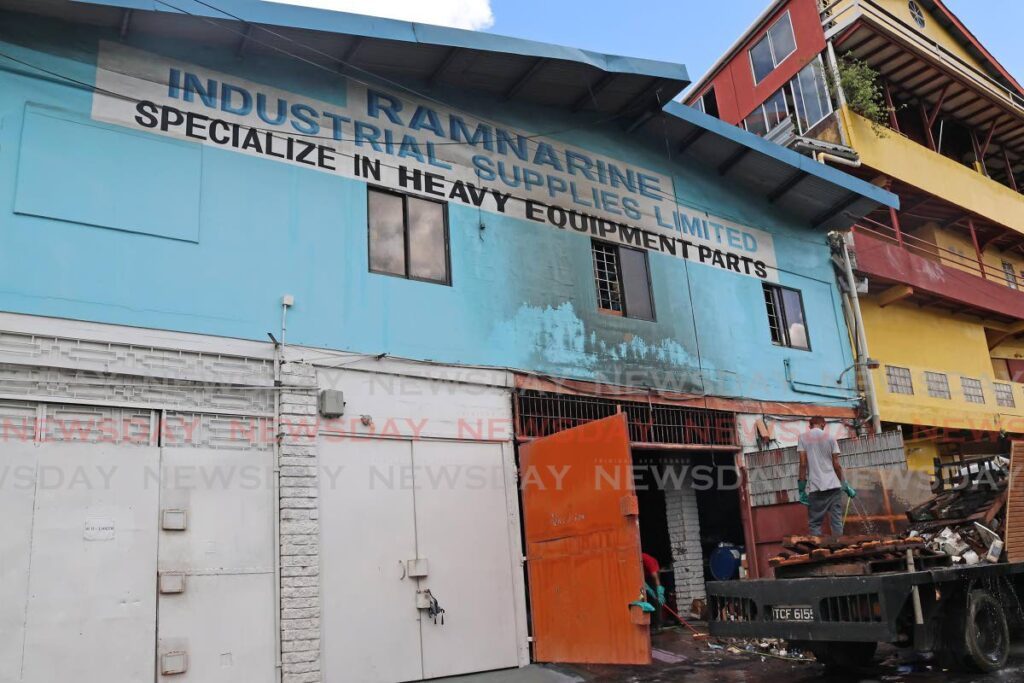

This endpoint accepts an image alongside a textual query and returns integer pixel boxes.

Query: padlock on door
[416,589,445,625]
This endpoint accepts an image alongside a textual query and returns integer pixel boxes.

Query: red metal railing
[853,215,1018,289]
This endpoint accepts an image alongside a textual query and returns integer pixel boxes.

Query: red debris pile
[769,535,950,579]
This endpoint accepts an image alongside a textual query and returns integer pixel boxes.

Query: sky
[272,0,1024,95]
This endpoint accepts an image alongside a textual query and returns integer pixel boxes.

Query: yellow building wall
[903,437,938,474]
[909,222,1024,287]
[860,298,1024,432]
[992,336,1024,361]
[843,107,1024,236]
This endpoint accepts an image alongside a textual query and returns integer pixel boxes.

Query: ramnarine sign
[92,41,777,280]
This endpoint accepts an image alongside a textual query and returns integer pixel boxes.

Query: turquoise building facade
[0,0,895,409]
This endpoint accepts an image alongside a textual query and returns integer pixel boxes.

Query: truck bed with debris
[707,451,1024,673]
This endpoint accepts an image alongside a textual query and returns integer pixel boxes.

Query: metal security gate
[319,437,521,682]
[156,412,276,681]
[0,402,160,682]
[519,414,651,665]
[0,401,276,683]
[514,389,737,448]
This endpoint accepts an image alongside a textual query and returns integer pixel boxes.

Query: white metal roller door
[156,413,276,683]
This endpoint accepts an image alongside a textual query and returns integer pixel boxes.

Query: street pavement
[436,628,1024,682]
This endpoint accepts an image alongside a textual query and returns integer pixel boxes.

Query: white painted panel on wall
[20,443,160,683]
[318,367,513,441]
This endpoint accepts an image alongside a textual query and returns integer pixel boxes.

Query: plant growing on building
[828,56,890,137]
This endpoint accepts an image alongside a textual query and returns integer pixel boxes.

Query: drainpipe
[837,234,882,434]
[270,300,294,683]
[272,342,283,683]
[816,151,861,168]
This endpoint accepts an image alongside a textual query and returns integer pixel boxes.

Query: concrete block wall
[664,469,706,608]
[278,361,322,683]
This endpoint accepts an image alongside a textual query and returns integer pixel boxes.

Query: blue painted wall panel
[15,105,201,242]
[0,13,857,406]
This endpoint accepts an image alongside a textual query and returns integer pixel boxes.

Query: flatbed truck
[707,561,1024,672]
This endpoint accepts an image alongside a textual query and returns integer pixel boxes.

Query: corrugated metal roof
[1,0,899,225]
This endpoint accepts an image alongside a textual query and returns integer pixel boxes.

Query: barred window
[995,383,1016,408]
[925,371,951,399]
[590,241,654,321]
[961,377,986,404]
[885,366,914,395]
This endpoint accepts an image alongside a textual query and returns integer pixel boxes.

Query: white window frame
[743,86,794,137]
[790,56,834,134]
[748,10,798,85]
[1001,260,1018,290]
[743,107,769,136]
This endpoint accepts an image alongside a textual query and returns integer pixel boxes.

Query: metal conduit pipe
[271,306,286,683]
[826,40,851,148]
[837,234,882,434]
[816,151,862,168]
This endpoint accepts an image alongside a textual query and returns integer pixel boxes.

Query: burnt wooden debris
[770,454,1010,579]
[769,535,951,579]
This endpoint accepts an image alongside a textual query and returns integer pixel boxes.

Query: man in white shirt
[797,416,857,536]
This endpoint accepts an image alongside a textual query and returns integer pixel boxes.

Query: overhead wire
[7,0,865,267]
[98,0,851,264]
[0,47,839,287]
[0,2,870,417]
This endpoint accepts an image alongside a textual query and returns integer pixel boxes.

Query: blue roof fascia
[662,101,900,211]
[72,0,690,82]
[67,0,888,211]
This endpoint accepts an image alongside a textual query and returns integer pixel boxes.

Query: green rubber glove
[798,479,810,506]
[841,481,857,499]
[630,600,655,613]
[656,585,666,605]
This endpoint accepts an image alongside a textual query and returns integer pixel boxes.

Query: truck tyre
[944,589,1009,673]
[808,641,877,670]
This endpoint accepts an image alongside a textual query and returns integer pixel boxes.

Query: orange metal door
[519,414,651,665]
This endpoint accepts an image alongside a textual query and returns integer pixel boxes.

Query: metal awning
[0,0,898,227]
[10,0,689,118]
[642,103,897,230]
[835,18,1024,184]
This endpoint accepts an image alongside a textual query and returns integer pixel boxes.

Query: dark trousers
[645,577,663,630]
[808,488,844,537]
